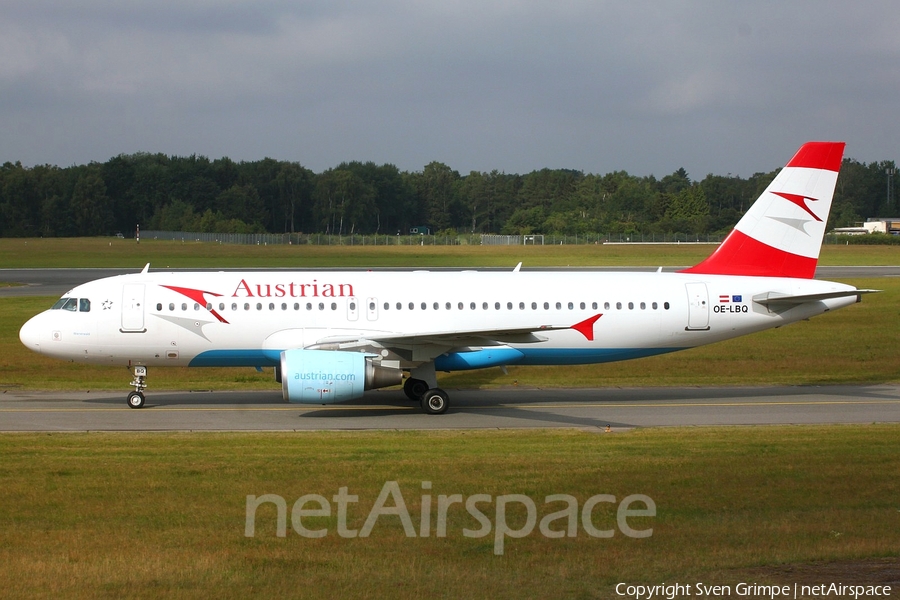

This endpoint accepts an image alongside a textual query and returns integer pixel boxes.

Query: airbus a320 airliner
[19,142,874,414]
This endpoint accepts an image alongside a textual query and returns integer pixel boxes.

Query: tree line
[0,152,895,238]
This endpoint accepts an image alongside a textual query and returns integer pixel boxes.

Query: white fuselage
[18,269,858,371]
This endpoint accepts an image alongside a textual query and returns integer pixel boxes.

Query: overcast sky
[2,1,898,178]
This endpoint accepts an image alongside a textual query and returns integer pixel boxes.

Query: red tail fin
[682,142,845,279]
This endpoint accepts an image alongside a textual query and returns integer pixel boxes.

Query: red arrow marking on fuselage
[571,314,603,341]
[161,285,229,324]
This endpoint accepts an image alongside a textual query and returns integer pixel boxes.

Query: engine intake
[280,349,402,404]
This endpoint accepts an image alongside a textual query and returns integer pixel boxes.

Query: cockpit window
[51,297,79,311]
[50,297,89,312]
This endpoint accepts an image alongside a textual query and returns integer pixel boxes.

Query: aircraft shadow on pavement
[78,384,898,425]
[82,390,284,407]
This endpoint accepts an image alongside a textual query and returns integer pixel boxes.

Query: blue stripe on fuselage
[189,349,282,367]
[188,347,682,369]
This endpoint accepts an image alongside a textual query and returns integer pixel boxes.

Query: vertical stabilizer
[682,142,845,278]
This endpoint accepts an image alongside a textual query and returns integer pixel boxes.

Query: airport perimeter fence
[141,230,733,246]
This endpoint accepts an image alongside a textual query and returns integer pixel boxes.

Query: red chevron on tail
[682,142,845,279]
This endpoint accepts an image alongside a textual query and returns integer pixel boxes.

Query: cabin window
[532,302,537,310]
[156,303,162,311]
[244,303,250,311]
[421,302,427,310]
[519,302,525,310]
[568,302,574,310]
[664,302,670,310]
[206,303,213,310]
[434,302,440,310]
[556,302,562,310]
[306,303,313,310]
[604,302,610,310]
[640,302,646,310]
[318,302,325,311]
[294,303,300,310]
[219,303,225,311]
[495,302,501,310]
[232,303,238,311]
[445,302,451,310]
[459,302,465,310]
[652,302,658,310]
[349,302,356,311]
[592,302,598,310]
[470,302,476,310]
[397,302,402,310]
[331,302,337,310]
[616,302,622,310]
[409,302,415,310]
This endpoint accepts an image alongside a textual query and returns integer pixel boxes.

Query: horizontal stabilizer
[753,289,879,307]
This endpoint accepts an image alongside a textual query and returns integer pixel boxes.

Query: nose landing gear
[127,366,147,409]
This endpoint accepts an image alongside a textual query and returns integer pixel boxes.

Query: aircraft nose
[19,315,45,354]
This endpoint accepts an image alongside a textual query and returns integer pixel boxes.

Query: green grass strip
[0,426,897,598]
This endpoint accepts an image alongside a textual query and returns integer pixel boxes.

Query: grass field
[1,236,900,268]
[1,239,898,598]
[1,427,898,599]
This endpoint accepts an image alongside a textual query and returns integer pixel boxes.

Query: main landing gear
[403,376,450,415]
[127,366,147,409]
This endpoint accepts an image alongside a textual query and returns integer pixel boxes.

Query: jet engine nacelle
[280,349,402,404]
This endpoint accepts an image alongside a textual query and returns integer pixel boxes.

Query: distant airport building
[409,226,432,235]
[832,218,900,235]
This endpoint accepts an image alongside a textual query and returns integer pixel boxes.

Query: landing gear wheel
[420,388,449,415]
[127,391,145,409]
[404,377,428,401]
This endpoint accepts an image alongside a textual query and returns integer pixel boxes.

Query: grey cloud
[0,1,898,177]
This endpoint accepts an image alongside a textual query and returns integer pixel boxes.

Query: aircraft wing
[310,324,562,349]
[306,314,603,352]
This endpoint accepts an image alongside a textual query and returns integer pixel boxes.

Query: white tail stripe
[735,166,839,260]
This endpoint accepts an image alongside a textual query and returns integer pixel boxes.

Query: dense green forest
[0,153,896,238]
